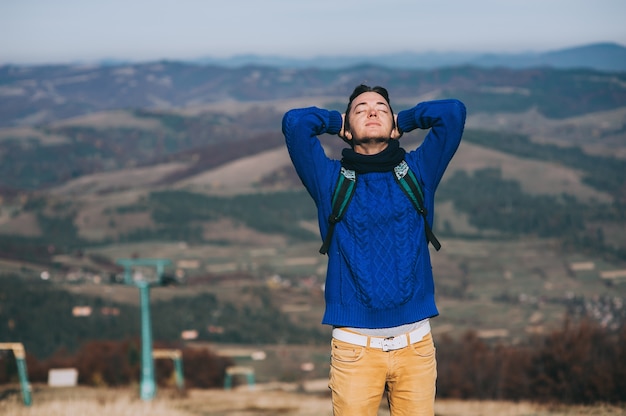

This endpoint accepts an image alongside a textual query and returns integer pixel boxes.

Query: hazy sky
[1,0,625,65]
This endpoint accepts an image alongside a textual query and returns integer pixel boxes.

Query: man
[282,84,466,416]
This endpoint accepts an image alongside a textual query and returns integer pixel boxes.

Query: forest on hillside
[2,65,626,190]
[0,274,326,359]
[1,126,624,270]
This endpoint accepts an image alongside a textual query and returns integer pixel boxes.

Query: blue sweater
[282,99,466,328]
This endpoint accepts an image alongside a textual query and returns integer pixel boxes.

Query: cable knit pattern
[282,100,466,328]
[339,175,420,310]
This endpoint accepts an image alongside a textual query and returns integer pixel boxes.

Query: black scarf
[341,140,406,173]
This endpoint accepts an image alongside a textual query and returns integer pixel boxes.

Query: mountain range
[1,45,626,129]
[192,42,626,71]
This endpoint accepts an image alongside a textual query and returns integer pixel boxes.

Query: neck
[341,139,406,174]
[353,139,390,155]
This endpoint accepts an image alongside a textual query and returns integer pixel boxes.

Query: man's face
[347,91,394,143]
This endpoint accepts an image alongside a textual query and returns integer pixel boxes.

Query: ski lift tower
[116,258,171,401]
[0,343,31,406]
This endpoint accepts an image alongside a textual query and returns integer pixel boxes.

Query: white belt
[332,321,431,352]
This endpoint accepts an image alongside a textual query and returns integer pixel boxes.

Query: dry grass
[49,110,164,131]
[1,385,625,416]
[52,162,190,197]
[447,142,612,203]
[177,147,292,195]
[0,126,70,145]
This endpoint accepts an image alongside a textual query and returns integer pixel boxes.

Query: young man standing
[282,85,466,415]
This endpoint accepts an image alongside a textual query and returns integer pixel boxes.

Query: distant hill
[193,42,626,72]
[1,62,625,128]
[469,43,626,72]
[0,52,624,256]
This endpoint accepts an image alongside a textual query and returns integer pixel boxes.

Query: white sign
[48,368,78,387]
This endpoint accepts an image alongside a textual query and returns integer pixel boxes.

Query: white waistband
[332,321,431,352]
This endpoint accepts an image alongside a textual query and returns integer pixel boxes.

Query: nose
[368,108,378,117]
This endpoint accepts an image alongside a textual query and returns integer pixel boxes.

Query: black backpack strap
[393,161,442,251]
[319,167,357,254]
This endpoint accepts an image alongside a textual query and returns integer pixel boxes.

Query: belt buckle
[382,337,395,352]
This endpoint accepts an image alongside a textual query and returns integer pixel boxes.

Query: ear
[390,126,402,140]
[340,113,352,141]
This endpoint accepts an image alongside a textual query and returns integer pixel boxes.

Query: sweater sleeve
[397,99,466,190]
[281,107,343,204]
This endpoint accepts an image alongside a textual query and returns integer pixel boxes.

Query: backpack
[319,160,441,254]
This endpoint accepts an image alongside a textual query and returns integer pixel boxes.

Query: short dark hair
[344,84,395,134]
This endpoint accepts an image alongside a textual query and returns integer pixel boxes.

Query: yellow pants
[329,332,437,416]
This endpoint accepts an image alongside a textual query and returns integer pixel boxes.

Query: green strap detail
[394,161,441,251]
[320,168,356,254]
